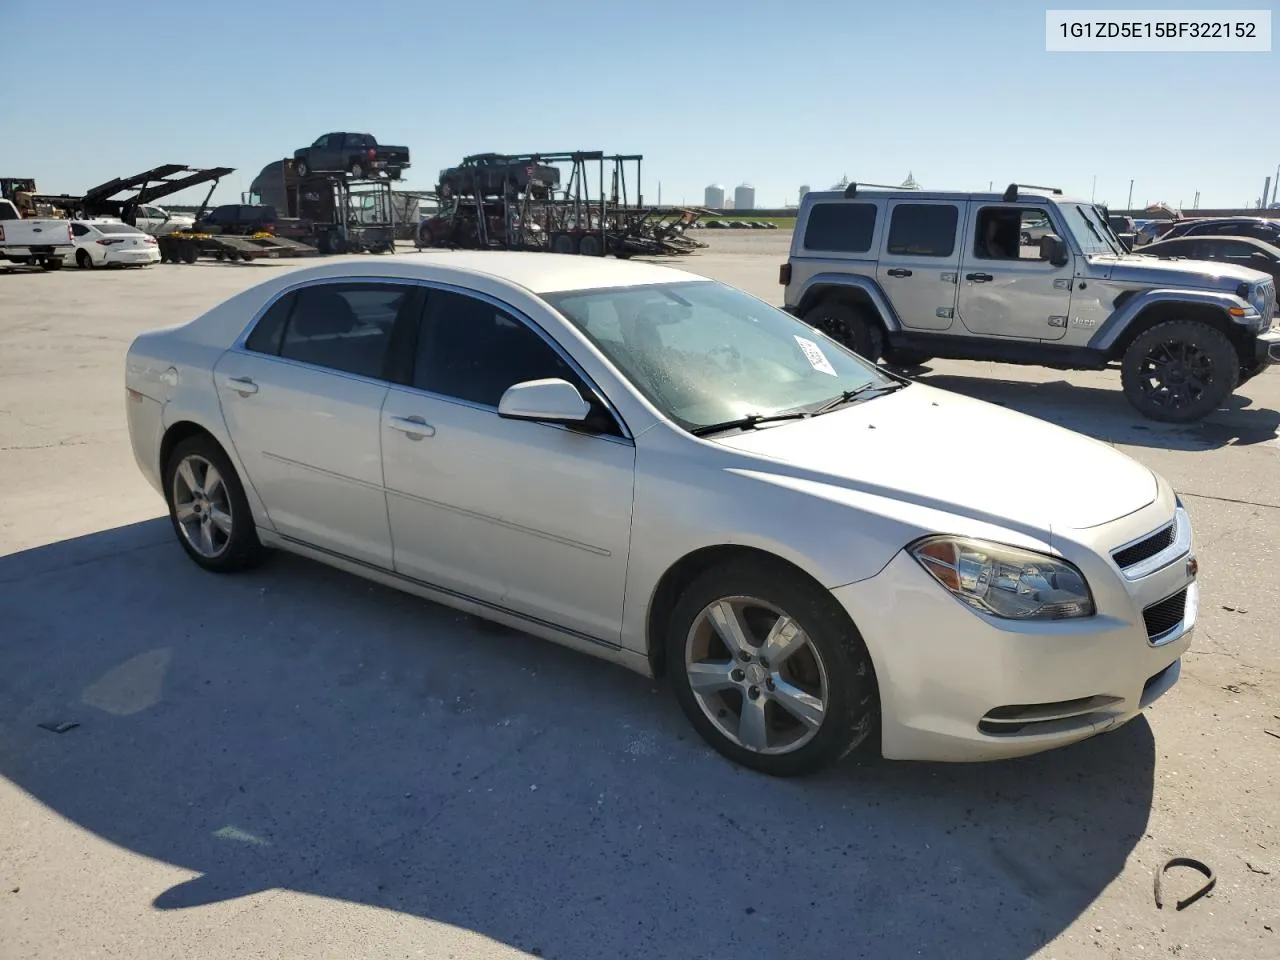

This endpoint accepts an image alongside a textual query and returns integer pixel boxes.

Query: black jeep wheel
[1120,320,1239,423]
[803,299,884,363]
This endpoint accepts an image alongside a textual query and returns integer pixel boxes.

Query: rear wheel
[40,257,63,271]
[667,558,879,777]
[1120,320,1239,423]
[75,249,94,269]
[803,299,884,363]
[163,434,266,573]
[579,234,602,257]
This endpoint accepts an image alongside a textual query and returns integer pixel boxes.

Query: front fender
[792,273,903,332]
[1089,287,1259,352]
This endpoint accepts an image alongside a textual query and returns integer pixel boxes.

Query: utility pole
[658,181,661,205]
[1126,179,1134,211]
[1091,174,1097,202]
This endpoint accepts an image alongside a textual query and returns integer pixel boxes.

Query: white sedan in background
[123,252,1197,777]
[66,220,160,269]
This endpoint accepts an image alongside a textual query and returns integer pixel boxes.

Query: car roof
[279,250,710,295]
[1148,234,1280,255]
[800,188,1091,206]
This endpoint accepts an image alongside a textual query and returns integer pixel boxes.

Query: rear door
[875,200,962,332]
[956,202,1074,341]
[213,280,419,567]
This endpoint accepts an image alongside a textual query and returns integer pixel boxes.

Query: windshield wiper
[688,411,811,437]
[810,380,906,416]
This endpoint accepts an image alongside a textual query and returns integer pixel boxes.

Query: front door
[875,199,963,332]
[380,287,636,645]
[212,280,417,567]
[956,202,1075,341]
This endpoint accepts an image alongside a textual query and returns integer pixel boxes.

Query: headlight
[909,536,1095,620]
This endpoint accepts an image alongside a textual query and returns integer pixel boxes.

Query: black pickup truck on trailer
[293,133,410,180]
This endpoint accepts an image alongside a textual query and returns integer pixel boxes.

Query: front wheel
[1120,320,1239,423]
[163,434,267,573]
[667,558,879,777]
[803,299,884,363]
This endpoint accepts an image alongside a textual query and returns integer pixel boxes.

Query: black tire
[75,249,94,269]
[40,257,64,271]
[163,434,266,574]
[551,233,576,255]
[1120,320,1239,423]
[579,234,602,257]
[666,557,879,777]
[181,245,199,264]
[803,298,884,363]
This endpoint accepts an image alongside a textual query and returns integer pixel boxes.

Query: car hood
[714,382,1157,533]
[1089,253,1268,288]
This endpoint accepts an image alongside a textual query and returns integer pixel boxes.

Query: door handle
[222,376,258,396]
[886,268,913,278]
[965,272,993,283]
[387,415,435,439]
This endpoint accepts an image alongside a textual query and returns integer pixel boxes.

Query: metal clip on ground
[1154,857,1215,911]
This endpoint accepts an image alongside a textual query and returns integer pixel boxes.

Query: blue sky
[5,1,1277,210]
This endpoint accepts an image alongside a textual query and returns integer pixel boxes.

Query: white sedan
[123,252,1197,776]
[67,220,160,269]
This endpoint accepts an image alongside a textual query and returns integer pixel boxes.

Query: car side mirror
[498,378,591,425]
[1039,234,1069,267]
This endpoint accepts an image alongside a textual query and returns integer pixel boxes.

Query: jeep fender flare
[1088,287,1258,357]
[791,273,903,334]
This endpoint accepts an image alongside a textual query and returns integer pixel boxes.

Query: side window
[245,293,295,355]
[802,203,877,253]
[973,206,1052,261]
[1215,240,1257,263]
[71,223,90,237]
[312,135,329,149]
[278,282,409,378]
[413,289,579,408]
[886,204,958,257]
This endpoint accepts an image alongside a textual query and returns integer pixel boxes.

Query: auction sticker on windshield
[794,335,838,376]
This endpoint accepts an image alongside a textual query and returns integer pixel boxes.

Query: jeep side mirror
[1039,234,1069,267]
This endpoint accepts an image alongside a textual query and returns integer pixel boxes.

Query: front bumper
[1256,328,1280,365]
[832,547,1196,763]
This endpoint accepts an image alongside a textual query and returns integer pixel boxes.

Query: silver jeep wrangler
[780,182,1279,422]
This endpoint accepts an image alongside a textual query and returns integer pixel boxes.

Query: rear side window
[887,204,959,257]
[802,203,877,253]
[249,282,412,379]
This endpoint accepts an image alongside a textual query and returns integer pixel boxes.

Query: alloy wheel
[1136,339,1214,411]
[171,454,234,559]
[684,596,829,755]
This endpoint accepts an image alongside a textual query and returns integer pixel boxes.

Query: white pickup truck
[0,198,73,270]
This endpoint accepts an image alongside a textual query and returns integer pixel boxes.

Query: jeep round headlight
[910,536,1095,620]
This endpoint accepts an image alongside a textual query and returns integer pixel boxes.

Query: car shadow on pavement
[911,369,1280,451]
[0,520,1158,960]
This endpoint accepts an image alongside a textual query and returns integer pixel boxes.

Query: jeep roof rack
[842,182,904,199]
[1002,182,1064,202]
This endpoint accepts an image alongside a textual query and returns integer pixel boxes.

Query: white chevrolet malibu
[124,252,1198,776]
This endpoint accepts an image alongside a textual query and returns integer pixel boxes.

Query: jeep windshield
[1063,203,1127,256]
[544,280,897,434]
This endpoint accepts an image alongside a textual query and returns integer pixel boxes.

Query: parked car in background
[65,219,159,269]
[782,184,1278,422]
[125,252,1197,777]
[131,203,194,236]
[1159,217,1280,247]
[1134,219,1178,246]
[1107,214,1137,250]
[293,133,411,180]
[1138,235,1280,306]
[192,204,310,242]
[0,197,72,270]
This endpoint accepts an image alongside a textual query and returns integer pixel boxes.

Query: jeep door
[956,202,1073,341]
[874,200,962,332]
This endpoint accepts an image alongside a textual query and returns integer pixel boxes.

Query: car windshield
[544,280,897,432]
[1063,203,1126,256]
[94,223,145,235]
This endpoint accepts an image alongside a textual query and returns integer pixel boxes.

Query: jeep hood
[714,383,1157,532]
[1090,253,1268,288]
